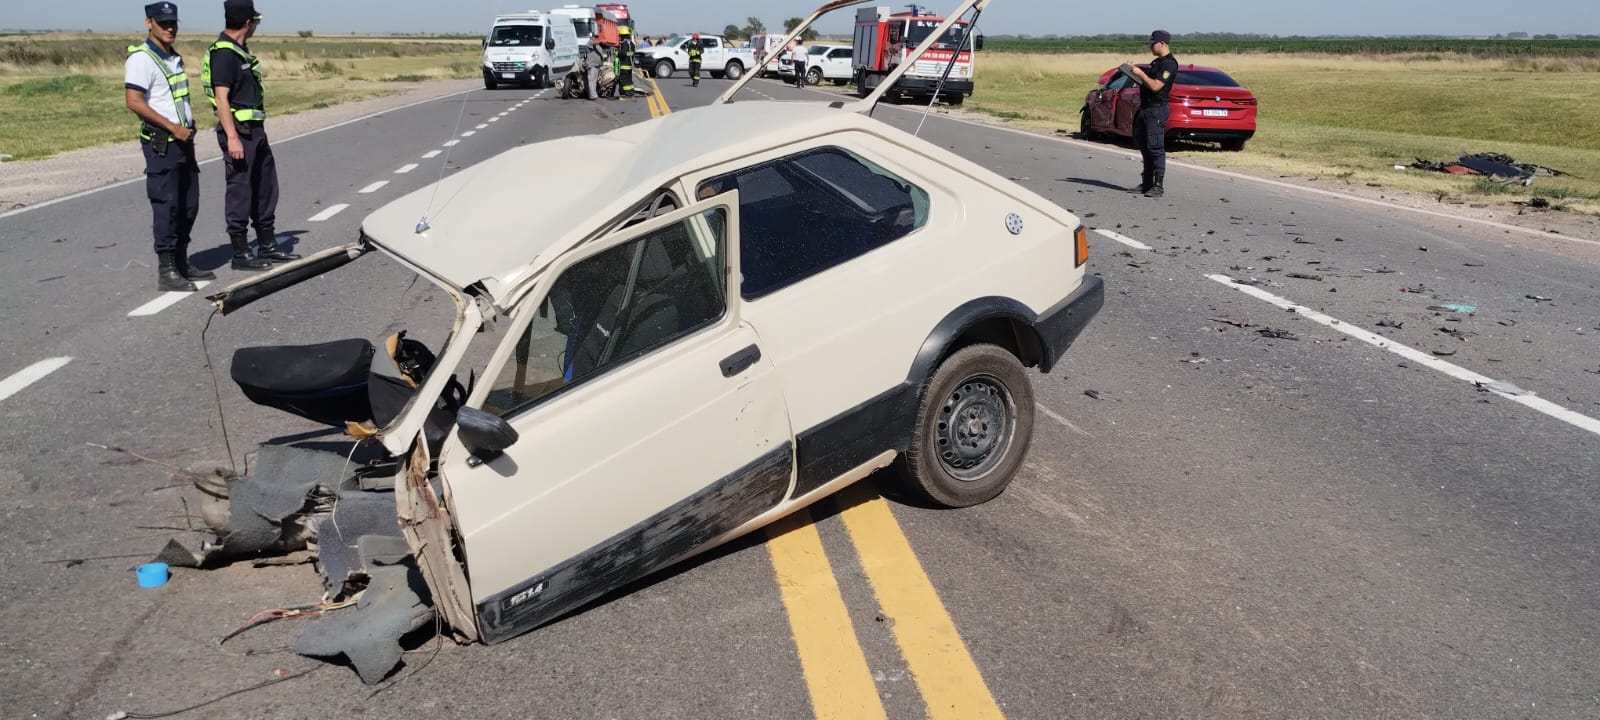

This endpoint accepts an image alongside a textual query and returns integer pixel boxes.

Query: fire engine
[593,3,633,32]
[852,4,983,105]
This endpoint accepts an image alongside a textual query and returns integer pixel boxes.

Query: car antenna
[913,6,981,137]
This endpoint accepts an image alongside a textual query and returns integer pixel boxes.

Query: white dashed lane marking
[443,140,460,147]
[308,203,349,222]
[395,164,418,174]
[462,131,476,137]
[127,280,212,317]
[475,123,489,129]
[0,357,72,403]
[421,150,441,159]
[1094,228,1151,251]
[359,181,389,194]
[1208,274,1600,439]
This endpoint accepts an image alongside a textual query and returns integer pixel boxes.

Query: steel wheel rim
[934,373,1014,481]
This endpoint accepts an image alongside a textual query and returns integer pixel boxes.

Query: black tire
[654,60,674,79]
[901,344,1035,508]
[483,71,498,90]
[832,78,847,86]
[1221,138,1247,151]
[944,93,965,106]
[710,71,725,80]
[855,72,869,98]
[725,61,744,80]
[805,67,822,85]
[1079,108,1097,140]
[533,67,548,89]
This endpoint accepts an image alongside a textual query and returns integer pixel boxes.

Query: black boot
[230,235,271,270]
[256,230,301,263]
[1144,174,1165,198]
[157,251,198,292]
[174,242,216,281]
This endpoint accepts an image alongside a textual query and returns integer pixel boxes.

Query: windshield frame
[902,18,970,50]
[489,24,545,48]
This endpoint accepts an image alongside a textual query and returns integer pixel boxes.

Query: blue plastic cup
[136,562,169,588]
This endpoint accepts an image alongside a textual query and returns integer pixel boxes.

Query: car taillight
[1074,225,1089,268]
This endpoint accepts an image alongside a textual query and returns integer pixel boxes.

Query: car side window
[698,146,930,300]
[484,209,728,417]
[831,49,851,59]
[702,38,720,49]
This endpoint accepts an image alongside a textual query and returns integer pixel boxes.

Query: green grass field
[967,51,1600,214]
[987,37,1600,58]
[0,34,478,161]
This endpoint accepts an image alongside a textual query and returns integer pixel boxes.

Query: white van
[549,5,597,50]
[482,12,579,89]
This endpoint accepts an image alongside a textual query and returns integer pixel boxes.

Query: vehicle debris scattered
[1408,152,1567,186]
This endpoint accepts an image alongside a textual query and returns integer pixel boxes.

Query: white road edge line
[0,357,73,403]
[1037,403,1093,438]
[0,87,476,222]
[1094,228,1151,251]
[358,181,389,194]
[421,150,442,159]
[1207,273,1600,439]
[308,203,350,222]
[861,99,1597,248]
[395,163,419,174]
[127,280,212,317]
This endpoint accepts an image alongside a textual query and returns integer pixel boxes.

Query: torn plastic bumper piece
[206,240,372,315]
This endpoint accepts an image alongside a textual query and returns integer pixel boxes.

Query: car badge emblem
[1215,96,1221,102]
[1005,213,1024,235]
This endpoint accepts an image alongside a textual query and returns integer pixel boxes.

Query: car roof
[361,101,888,301]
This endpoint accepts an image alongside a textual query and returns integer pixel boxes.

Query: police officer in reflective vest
[204,0,297,270]
[125,2,209,291]
[616,25,636,97]
[688,34,705,87]
[1127,30,1178,198]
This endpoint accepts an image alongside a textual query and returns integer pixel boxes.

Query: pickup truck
[637,35,754,80]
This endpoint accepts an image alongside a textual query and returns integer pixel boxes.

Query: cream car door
[441,198,794,644]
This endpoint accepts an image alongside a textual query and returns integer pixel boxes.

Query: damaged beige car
[204,0,1101,673]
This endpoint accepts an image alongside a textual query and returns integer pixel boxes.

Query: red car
[1080,64,1257,151]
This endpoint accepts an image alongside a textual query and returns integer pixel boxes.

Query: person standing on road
[617,25,636,97]
[1126,30,1178,197]
[789,38,807,88]
[125,2,211,291]
[687,33,703,87]
[584,34,612,100]
[204,0,296,270]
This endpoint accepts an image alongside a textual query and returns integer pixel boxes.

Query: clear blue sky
[6,0,1594,37]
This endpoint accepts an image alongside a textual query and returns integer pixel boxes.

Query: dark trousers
[143,138,200,254]
[794,62,806,87]
[218,123,279,243]
[689,60,701,84]
[1133,105,1168,186]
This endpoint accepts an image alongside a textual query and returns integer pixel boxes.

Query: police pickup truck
[638,35,754,81]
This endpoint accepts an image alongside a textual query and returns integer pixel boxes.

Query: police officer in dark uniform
[1127,30,1178,197]
[125,2,210,291]
[204,0,296,270]
[687,34,703,87]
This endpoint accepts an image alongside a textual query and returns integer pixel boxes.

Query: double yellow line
[767,483,1005,720]
[645,76,671,118]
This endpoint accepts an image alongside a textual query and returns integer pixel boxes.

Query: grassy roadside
[967,52,1600,215]
[0,34,478,161]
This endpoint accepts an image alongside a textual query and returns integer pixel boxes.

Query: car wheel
[710,71,725,80]
[944,93,964,106]
[901,344,1035,508]
[725,61,744,80]
[654,60,674,79]
[805,67,822,85]
[534,68,548,89]
[483,71,498,90]
[1221,138,1247,151]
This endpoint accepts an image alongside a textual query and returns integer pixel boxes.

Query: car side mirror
[482,38,488,48]
[456,406,519,462]
[546,36,555,50]
[974,34,985,51]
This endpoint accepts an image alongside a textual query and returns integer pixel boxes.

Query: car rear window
[1176,70,1240,88]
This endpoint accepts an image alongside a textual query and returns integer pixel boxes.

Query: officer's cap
[145,2,179,22]
[1148,30,1171,44]
[224,0,263,25]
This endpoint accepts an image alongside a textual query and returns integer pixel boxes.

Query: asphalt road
[3,71,1599,720]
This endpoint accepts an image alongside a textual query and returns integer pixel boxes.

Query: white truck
[638,35,755,81]
[549,5,597,49]
[481,12,580,90]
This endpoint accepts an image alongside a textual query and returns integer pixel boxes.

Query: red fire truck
[593,3,633,31]
[852,5,983,104]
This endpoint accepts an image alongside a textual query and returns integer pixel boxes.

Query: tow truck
[852,4,982,104]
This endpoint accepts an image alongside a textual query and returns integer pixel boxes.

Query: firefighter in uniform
[125,2,210,291]
[1127,30,1178,197]
[687,34,703,87]
[616,25,636,97]
[204,0,296,270]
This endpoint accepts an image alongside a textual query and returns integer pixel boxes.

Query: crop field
[0,34,478,161]
[966,48,1600,214]
[987,37,1600,58]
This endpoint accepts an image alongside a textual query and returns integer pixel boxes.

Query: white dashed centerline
[308,203,349,222]
[475,123,489,130]
[359,181,389,194]
[1207,274,1600,439]
[421,150,441,159]
[488,117,500,123]
[443,140,460,147]
[128,281,212,317]
[395,164,419,174]
[1094,228,1151,251]
[0,357,73,403]
[462,131,476,137]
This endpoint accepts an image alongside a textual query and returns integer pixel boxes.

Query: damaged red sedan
[1079,63,1257,151]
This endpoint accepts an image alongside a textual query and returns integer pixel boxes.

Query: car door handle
[720,344,762,378]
